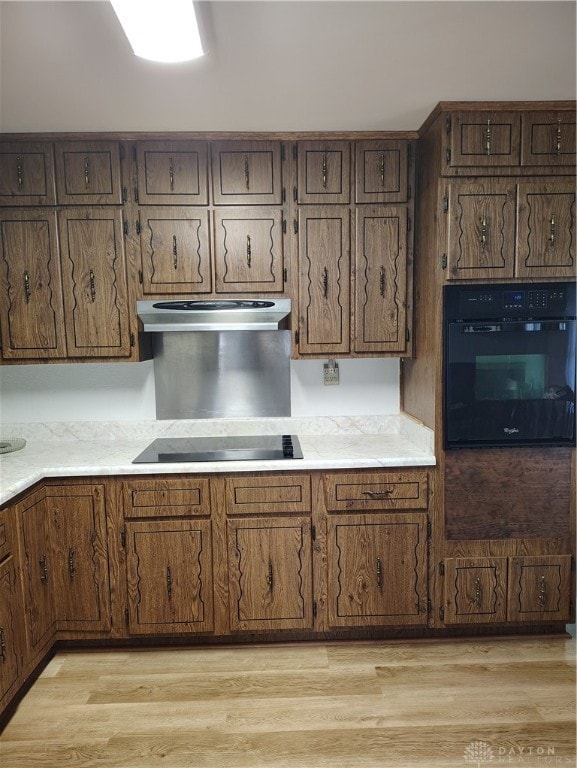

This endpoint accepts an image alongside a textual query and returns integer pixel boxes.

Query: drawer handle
[479,216,488,250]
[556,121,562,155]
[246,235,252,268]
[173,235,178,269]
[379,266,385,297]
[549,214,556,246]
[0,627,5,662]
[322,267,328,298]
[474,578,482,609]
[267,562,274,592]
[89,269,96,302]
[16,156,23,188]
[322,153,328,189]
[538,575,547,607]
[169,157,175,191]
[68,548,76,578]
[39,555,48,584]
[84,156,90,187]
[376,557,382,588]
[244,154,250,190]
[362,490,392,499]
[166,565,172,599]
[379,153,385,187]
[484,120,492,156]
[23,271,31,303]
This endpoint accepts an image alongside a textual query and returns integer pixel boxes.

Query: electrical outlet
[323,359,340,386]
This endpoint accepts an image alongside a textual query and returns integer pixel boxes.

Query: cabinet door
[508,555,572,622]
[17,491,56,660]
[136,141,208,206]
[521,112,576,167]
[126,520,214,635]
[327,513,428,628]
[0,141,56,206]
[354,206,408,353]
[213,208,285,293]
[0,210,67,359]
[58,208,131,357]
[139,207,212,295]
[46,485,110,631]
[297,207,350,354]
[0,556,22,707]
[355,140,409,204]
[55,141,123,205]
[443,557,508,625]
[445,181,517,280]
[227,517,313,631]
[297,141,350,204]
[516,182,576,279]
[448,111,521,168]
[211,141,282,205]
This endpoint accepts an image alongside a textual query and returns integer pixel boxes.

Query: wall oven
[444,282,576,449]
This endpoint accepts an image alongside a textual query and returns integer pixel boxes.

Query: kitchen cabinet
[211,141,283,205]
[0,508,23,710]
[446,111,522,169]
[355,140,410,204]
[0,141,56,206]
[122,478,214,635]
[442,557,508,625]
[521,111,576,167]
[54,141,123,205]
[213,207,285,293]
[136,140,209,206]
[138,207,212,295]
[507,555,572,622]
[296,141,350,204]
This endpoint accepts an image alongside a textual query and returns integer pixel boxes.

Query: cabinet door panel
[213,208,284,293]
[354,206,408,352]
[355,140,408,204]
[325,472,428,511]
[227,517,313,631]
[124,478,212,519]
[298,207,350,354]
[225,475,311,515]
[445,181,516,280]
[211,141,282,205]
[126,520,214,634]
[137,141,208,206]
[327,513,427,627]
[449,111,521,168]
[443,557,508,625]
[59,209,131,357]
[55,141,122,205]
[0,141,56,206]
[297,141,350,204]
[139,207,211,294]
[0,556,21,706]
[46,485,110,630]
[508,555,572,622]
[516,182,576,278]
[0,210,66,358]
[521,112,576,167]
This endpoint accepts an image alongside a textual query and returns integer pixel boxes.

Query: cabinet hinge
[442,196,449,213]
[311,525,316,542]
[407,184,412,201]
[426,519,432,539]
[134,187,139,204]
[407,216,412,232]
[445,116,452,134]
[124,608,129,625]
[406,327,410,343]
[439,606,445,621]
[571,556,576,572]
[282,218,287,234]
[123,221,129,236]
[441,254,447,270]
[439,560,445,576]
[122,186,128,203]
[293,219,298,234]
[295,329,300,345]
[283,267,288,283]
[427,598,432,615]
[130,332,135,347]
[292,144,297,161]
[445,148,451,165]
[135,219,141,235]
[293,186,298,203]
[121,528,126,548]
[138,269,143,285]
[313,601,317,618]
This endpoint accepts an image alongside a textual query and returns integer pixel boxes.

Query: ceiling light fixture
[110,0,204,63]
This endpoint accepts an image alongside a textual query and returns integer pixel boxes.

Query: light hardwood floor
[1,634,575,768]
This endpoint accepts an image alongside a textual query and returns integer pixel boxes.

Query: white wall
[0,358,399,423]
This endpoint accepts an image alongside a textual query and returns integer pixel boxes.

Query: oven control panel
[446,282,576,321]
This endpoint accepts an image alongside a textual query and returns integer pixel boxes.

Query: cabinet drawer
[0,509,12,562]
[324,471,428,511]
[225,475,311,515]
[124,478,211,518]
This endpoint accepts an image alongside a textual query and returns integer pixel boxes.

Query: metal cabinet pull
[549,214,556,245]
[379,266,385,297]
[68,548,76,577]
[166,565,172,599]
[538,575,547,607]
[379,153,385,187]
[322,153,328,189]
[556,121,562,155]
[479,216,488,249]
[246,235,252,268]
[23,271,31,303]
[169,157,175,191]
[376,557,382,588]
[39,555,48,584]
[84,156,90,187]
[322,267,328,298]
[484,120,492,156]
[362,489,392,499]
[474,578,482,609]
[172,235,178,269]
[0,627,6,662]
[267,562,274,591]
[16,156,23,188]
[89,269,96,302]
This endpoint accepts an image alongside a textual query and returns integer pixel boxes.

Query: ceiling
[0,1,575,134]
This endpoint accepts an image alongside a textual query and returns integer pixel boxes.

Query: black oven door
[445,319,576,448]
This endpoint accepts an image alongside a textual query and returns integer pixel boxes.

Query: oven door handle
[462,321,571,333]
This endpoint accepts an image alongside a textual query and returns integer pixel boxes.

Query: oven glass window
[445,320,576,447]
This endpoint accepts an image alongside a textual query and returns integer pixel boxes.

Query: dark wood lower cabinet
[0,555,22,708]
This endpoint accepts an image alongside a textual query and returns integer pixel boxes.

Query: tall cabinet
[402,101,576,630]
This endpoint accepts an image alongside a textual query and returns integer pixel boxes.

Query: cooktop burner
[132,434,303,464]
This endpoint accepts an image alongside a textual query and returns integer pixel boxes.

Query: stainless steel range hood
[137,299,291,332]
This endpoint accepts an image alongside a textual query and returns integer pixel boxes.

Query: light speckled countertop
[0,414,435,506]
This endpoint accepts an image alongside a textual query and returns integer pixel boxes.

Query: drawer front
[324,472,428,511]
[0,509,11,562]
[225,475,311,515]
[124,478,211,518]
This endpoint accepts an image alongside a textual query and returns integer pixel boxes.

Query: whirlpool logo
[503,427,520,434]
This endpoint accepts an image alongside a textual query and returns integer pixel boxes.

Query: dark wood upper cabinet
[55,141,123,205]
[0,141,56,206]
[521,111,576,167]
[297,141,350,204]
[136,140,209,206]
[355,140,409,204]
[211,141,283,205]
[447,111,522,168]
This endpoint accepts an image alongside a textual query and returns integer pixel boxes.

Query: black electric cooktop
[132,434,303,464]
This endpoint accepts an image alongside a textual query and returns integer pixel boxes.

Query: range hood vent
[137,299,291,332]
